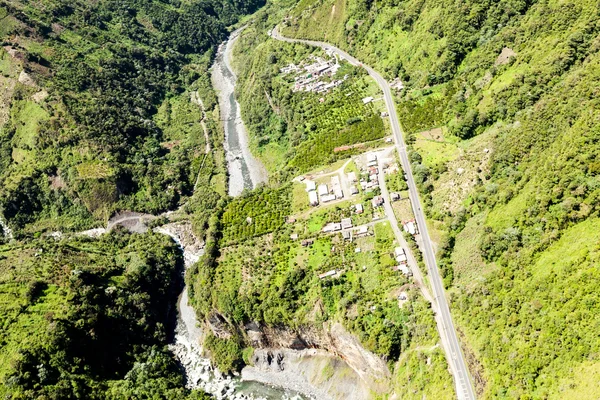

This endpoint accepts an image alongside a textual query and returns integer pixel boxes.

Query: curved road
[271,27,476,400]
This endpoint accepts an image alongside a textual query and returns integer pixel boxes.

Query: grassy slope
[282,0,600,397]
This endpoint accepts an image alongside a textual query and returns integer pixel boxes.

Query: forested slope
[0,0,262,397]
[282,0,600,398]
[0,0,262,237]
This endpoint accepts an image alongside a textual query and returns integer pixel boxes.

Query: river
[212,26,268,196]
[156,224,306,400]
[157,26,307,399]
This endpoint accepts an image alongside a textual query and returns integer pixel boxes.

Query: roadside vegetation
[283,0,600,397]
[233,10,387,184]
[0,0,263,237]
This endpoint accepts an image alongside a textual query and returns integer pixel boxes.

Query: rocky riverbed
[212,26,268,196]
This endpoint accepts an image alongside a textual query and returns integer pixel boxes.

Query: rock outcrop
[241,322,391,399]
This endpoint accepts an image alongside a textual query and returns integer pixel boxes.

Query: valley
[1,0,599,399]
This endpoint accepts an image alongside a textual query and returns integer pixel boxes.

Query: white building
[308,191,319,206]
[319,269,337,279]
[321,194,336,203]
[318,184,329,197]
[362,96,374,104]
[403,220,417,235]
[305,180,316,192]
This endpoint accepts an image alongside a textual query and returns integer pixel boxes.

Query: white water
[0,215,13,241]
[154,225,306,399]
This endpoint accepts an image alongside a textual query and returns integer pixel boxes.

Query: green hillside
[0,0,263,237]
[0,231,211,399]
[282,0,600,397]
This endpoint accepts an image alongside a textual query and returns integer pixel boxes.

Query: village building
[318,184,329,196]
[350,186,359,195]
[341,218,353,229]
[391,192,401,201]
[372,196,384,208]
[347,171,357,182]
[286,216,296,224]
[319,269,337,279]
[301,239,314,247]
[403,220,418,235]
[321,194,336,203]
[342,231,351,241]
[398,291,408,301]
[308,191,319,206]
[362,96,374,104]
[355,203,364,214]
[290,233,299,241]
[334,189,344,199]
[305,180,316,192]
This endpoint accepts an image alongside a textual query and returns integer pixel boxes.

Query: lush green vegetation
[233,9,386,182]
[283,0,600,397]
[220,186,291,245]
[0,231,209,399]
[0,0,263,236]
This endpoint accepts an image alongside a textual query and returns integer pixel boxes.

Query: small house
[319,269,337,279]
[350,186,359,195]
[367,153,378,166]
[301,239,314,247]
[334,189,344,199]
[290,233,299,241]
[394,247,405,257]
[321,194,336,203]
[355,203,364,214]
[391,192,401,201]
[372,196,384,208]
[403,220,417,235]
[305,180,316,192]
[308,191,319,206]
[394,265,412,276]
[396,253,407,263]
[362,96,374,104]
[356,226,369,237]
[318,184,329,196]
[347,171,357,183]
[342,231,351,241]
[341,218,353,230]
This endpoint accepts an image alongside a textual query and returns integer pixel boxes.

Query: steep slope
[282,0,600,397]
[0,0,263,237]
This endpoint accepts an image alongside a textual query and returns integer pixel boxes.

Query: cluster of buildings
[359,153,381,192]
[305,175,345,206]
[280,55,347,94]
[393,247,412,276]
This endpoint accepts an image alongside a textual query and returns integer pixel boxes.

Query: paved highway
[271,26,476,400]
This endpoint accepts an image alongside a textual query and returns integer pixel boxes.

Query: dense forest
[0,0,263,237]
[0,0,262,396]
[282,0,600,397]
[0,231,211,399]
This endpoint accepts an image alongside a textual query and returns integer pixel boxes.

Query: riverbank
[212,26,268,197]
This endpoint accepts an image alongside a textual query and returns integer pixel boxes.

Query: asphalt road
[271,26,476,400]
